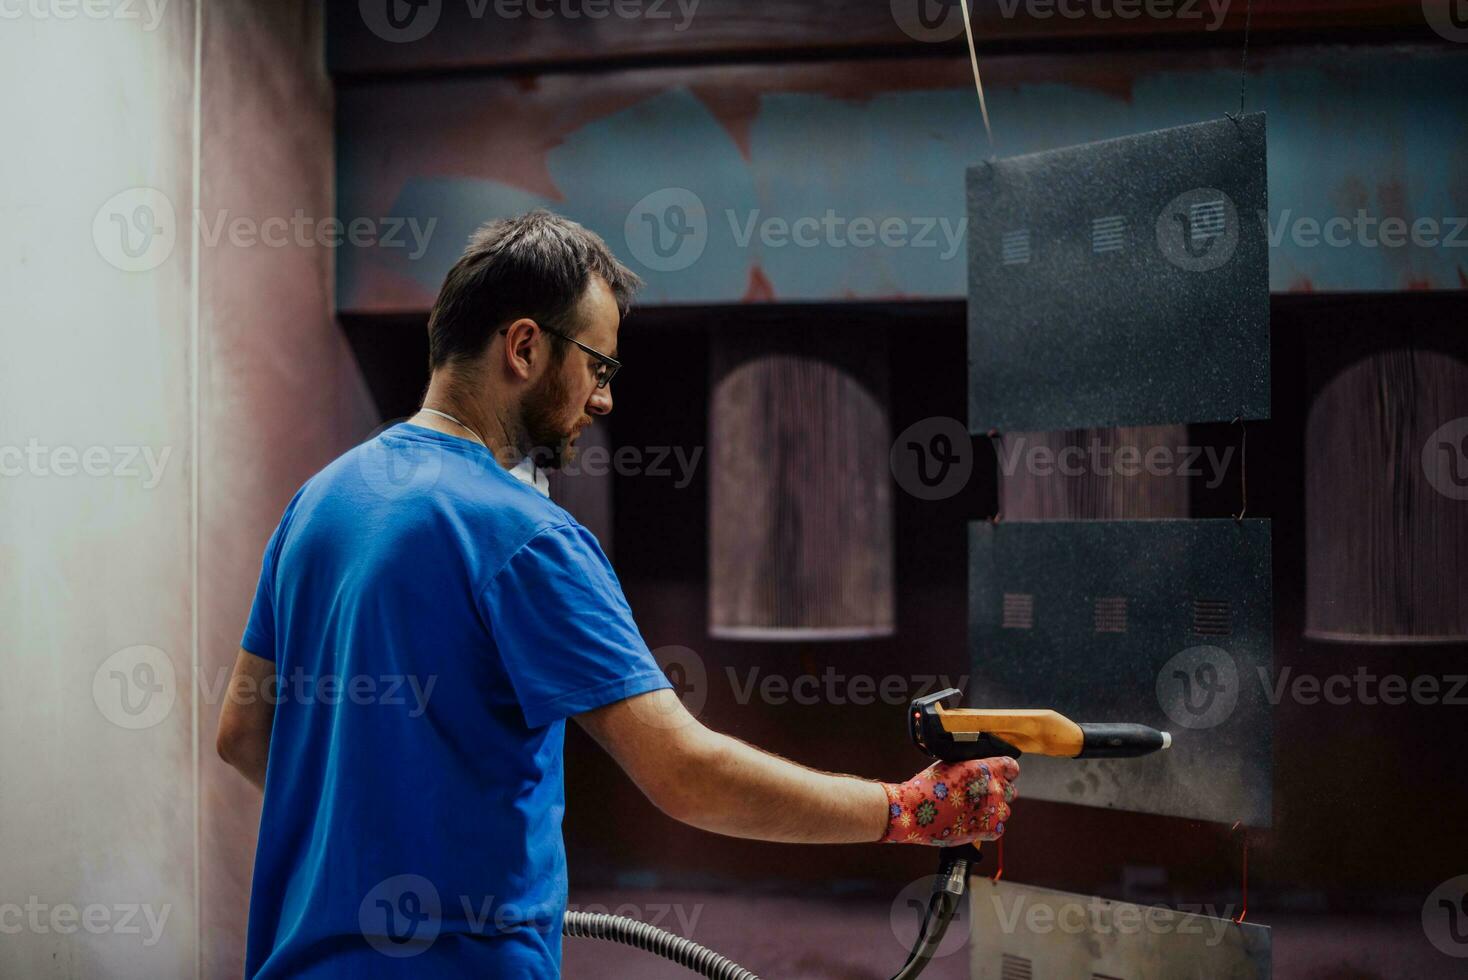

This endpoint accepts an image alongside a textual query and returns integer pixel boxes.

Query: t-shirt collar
[507,455,550,497]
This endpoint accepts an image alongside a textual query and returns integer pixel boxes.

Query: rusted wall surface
[326,0,1433,76]
[336,44,1468,310]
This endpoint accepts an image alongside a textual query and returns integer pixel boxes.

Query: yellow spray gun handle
[910,688,1172,762]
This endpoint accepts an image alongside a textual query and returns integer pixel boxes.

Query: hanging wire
[958,0,994,147]
[1229,821,1249,924]
[1236,0,1255,115]
[1231,417,1247,522]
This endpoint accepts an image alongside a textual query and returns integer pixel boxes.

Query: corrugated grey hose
[562,910,760,980]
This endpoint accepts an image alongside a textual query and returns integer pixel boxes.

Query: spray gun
[890,688,1171,980]
[563,687,1171,980]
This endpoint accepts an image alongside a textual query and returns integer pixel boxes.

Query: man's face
[521,275,619,469]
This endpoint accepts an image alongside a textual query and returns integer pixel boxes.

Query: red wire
[991,834,1004,882]
[1231,822,1248,924]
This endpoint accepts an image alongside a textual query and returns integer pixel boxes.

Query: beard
[520,360,586,470]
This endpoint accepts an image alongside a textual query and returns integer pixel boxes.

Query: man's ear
[500,318,541,381]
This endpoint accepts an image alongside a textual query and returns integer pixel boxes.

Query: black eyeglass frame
[541,328,620,389]
[495,323,622,388]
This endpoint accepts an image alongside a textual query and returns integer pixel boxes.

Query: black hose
[562,910,761,980]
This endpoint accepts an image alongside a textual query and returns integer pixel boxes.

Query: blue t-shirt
[240,422,671,978]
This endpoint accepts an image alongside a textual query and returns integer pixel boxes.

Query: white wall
[0,3,375,977]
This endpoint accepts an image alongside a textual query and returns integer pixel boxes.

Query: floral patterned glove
[879,757,1020,846]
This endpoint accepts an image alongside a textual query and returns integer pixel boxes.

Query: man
[216,209,1019,978]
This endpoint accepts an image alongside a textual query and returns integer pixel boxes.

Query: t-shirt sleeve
[240,506,293,661]
[481,521,672,729]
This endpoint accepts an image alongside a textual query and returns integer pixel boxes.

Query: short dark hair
[426,209,643,370]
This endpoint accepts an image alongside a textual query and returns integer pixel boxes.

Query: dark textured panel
[969,519,1273,826]
[968,115,1270,432]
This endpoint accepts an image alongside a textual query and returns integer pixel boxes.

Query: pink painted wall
[197,3,377,977]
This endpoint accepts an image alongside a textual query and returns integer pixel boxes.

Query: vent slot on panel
[1093,596,1128,633]
[1000,953,1034,980]
[1193,598,1233,636]
[1002,593,1035,630]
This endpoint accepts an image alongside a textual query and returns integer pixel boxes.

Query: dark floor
[562,889,1468,980]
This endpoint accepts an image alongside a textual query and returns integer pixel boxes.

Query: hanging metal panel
[969,519,1272,826]
[969,879,1272,979]
[968,114,1270,432]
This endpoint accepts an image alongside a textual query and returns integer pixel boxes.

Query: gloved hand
[879,757,1019,846]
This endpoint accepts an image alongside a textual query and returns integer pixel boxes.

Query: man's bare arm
[575,688,891,844]
[216,647,276,791]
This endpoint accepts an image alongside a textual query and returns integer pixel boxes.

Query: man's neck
[413,373,522,470]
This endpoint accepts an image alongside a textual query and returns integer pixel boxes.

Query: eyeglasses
[542,327,621,389]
